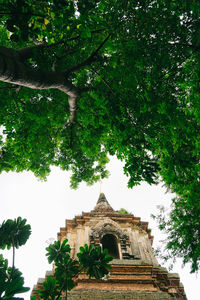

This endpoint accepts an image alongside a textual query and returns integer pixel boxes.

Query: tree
[0,218,112,300]
[0,217,31,299]
[32,239,112,300]
[0,1,200,271]
[117,208,129,214]
[152,196,200,273]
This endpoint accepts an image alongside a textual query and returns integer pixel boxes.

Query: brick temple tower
[32,193,187,299]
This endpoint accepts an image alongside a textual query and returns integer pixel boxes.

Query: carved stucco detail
[89,218,136,260]
[90,218,125,240]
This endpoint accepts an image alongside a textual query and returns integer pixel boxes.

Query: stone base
[65,290,176,299]
[31,263,186,300]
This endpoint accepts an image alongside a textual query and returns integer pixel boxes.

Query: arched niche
[90,218,134,260]
[101,234,119,259]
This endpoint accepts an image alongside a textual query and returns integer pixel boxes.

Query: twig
[90,67,115,94]
[17,29,106,60]
[51,46,80,71]
[65,34,111,75]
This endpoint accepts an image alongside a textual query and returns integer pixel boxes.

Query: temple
[32,193,187,299]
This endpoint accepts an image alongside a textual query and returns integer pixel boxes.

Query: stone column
[130,230,141,258]
[84,226,89,245]
[74,226,82,258]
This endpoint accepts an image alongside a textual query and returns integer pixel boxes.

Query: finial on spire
[100,178,102,194]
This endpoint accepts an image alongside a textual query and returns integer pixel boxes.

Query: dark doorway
[101,234,119,258]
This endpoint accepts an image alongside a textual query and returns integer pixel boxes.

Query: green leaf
[77,244,112,279]
[85,27,91,38]
[46,239,70,264]
[0,217,31,250]
[38,276,60,299]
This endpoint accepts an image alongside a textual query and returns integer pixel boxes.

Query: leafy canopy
[0,1,200,271]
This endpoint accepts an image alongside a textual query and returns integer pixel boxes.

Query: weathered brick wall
[65,290,176,299]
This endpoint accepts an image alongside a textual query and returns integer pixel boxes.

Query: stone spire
[92,193,114,213]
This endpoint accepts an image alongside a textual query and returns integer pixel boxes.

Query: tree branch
[17,44,47,60]
[17,41,80,61]
[65,34,111,75]
[0,47,79,123]
[0,46,20,60]
[17,29,106,61]
[52,46,81,71]
[90,67,115,94]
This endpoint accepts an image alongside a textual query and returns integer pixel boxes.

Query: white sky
[0,157,199,299]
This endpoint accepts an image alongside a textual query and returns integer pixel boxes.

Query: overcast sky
[0,157,199,299]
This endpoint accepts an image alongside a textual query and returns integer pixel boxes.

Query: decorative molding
[90,218,126,240]
[89,218,137,260]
